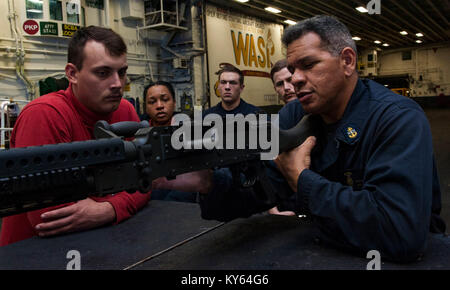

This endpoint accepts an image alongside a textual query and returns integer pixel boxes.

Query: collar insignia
[347,127,358,139]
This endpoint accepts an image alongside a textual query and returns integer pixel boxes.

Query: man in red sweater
[0,26,151,246]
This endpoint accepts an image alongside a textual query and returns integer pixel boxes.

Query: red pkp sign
[23,20,39,35]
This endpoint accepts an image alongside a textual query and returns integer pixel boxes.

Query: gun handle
[278,114,318,153]
[94,120,150,139]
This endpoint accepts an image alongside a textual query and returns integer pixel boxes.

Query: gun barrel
[0,138,128,178]
[0,138,132,217]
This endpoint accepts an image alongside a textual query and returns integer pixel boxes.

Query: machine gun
[0,114,319,217]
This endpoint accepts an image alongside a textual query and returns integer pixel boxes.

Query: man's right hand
[268,206,295,216]
[152,170,214,194]
[274,136,316,192]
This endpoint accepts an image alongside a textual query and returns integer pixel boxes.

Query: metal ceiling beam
[351,0,438,43]
[254,0,375,49]
[390,0,445,41]
[250,0,313,24]
[254,0,391,49]
[270,0,406,46]
[425,0,449,28]
[251,0,312,20]
[207,0,448,49]
[206,0,283,25]
[293,0,408,46]
[269,0,319,19]
[408,0,448,37]
[335,0,417,43]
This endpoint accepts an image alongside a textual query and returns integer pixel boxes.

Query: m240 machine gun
[0,114,318,217]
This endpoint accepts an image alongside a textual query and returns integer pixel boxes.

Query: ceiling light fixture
[284,20,297,25]
[382,43,389,47]
[356,6,368,13]
[26,9,43,13]
[352,36,361,41]
[235,0,249,3]
[265,7,281,14]
[416,33,424,37]
[416,40,423,43]
[374,40,381,44]
[400,31,408,35]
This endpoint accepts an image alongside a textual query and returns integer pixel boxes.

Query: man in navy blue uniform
[204,64,260,117]
[156,16,446,262]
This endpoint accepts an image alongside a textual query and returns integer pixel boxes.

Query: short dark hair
[270,59,288,83]
[68,25,127,70]
[282,15,357,57]
[216,63,244,85]
[143,80,176,104]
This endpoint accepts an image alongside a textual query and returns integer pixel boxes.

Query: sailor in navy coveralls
[197,16,446,263]
[156,16,446,263]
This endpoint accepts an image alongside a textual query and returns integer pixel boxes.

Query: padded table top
[0,200,448,270]
[0,200,222,270]
[133,212,450,270]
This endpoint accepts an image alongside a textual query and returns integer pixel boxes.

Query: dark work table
[0,200,222,270]
[0,200,449,270]
[133,212,450,270]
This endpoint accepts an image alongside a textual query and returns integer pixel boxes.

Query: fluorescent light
[374,40,381,44]
[284,20,297,25]
[235,0,249,3]
[416,40,423,43]
[356,6,368,13]
[400,31,408,35]
[382,43,389,47]
[26,9,43,13]
[265,7,281,14]
[352,36,361,41]
[416,33,424,37]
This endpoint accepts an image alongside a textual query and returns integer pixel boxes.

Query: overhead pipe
[201,0,211,109]
[0,98,30,103]
[104,0,110,27]
[0,38,148,58]
[127,56,163,63]
[0,99,29,150]
[0,101,9,149]
[0,46,67,56]
[0,73,16,80]
[0,37,68,49]
[7,0,36,100]
[0,66,64,72]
